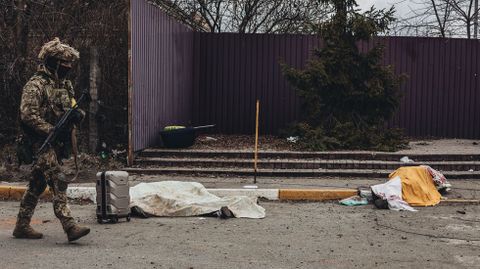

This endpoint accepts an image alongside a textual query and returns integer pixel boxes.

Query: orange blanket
[388,166,441,206]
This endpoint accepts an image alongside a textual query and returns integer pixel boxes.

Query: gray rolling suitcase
[96,171,131,224]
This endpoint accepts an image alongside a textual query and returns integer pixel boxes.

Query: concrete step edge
[141,148,480,156]
[139,150,480,161]
[135,157,480,165]
[123,167,480,178]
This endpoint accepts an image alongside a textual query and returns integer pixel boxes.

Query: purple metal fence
[193,34,480,139]
[130,0,194,152]
[130,2,480,157]
[192,33,321,135]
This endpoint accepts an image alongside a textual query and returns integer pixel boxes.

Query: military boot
[13,220,43,239]
[66,224,90,242]
[13,190,43,239]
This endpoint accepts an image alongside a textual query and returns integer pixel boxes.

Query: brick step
[135,157,480,171]
[123,167,480,179]
[139,148,480,162]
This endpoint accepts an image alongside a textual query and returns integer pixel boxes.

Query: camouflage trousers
[16,148,76,231]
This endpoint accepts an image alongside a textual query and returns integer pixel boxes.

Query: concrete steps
[135,157,480,171]
[139,149,480,161]
[128,148,480,179]
[123,167,480,179]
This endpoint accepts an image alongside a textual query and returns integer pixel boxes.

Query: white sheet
[129,181,266,219]
[371,177,417,212]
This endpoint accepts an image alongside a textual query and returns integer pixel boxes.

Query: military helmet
[38,37,80,62]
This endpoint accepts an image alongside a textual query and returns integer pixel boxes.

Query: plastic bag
[339,195,369,206]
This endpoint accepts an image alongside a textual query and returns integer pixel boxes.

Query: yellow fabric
[388,166,441,206]
[71,98,77,108]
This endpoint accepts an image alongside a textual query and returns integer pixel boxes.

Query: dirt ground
[194,135,480,154]
[1,201,479,269]
[192,135,296,151]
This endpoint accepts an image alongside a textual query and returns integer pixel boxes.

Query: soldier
[13,37,90,242]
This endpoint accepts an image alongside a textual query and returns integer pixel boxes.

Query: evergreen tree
[282,0,407,151]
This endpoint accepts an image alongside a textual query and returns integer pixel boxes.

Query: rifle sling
[70,127,79,182]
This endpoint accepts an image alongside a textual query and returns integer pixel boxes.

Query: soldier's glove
[69,109,85,125]
[57,126,72,143]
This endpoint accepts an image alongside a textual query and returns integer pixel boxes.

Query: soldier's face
[58,60,72,69]
[57,60,73,79]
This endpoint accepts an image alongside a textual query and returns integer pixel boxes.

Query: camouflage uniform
[14,38,88,240]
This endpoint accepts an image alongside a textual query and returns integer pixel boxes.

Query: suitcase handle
[100,171,107,220]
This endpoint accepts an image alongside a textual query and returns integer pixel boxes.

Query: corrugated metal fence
[130,1,480,152]
[193,34,480,139]
[192,33,319,135]
[131,0,193,151]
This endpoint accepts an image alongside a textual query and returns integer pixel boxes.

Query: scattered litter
[339,195,369,206]
[456,210,466,215]
[358,187,373,202]
[286,136,299,143]
[99,142,109,160]
[204,136,218,141]
[42,220,51,223]
[400,156,414,163]
[198,217,206,220]
[111,149,126,157]
[473,142,478,145]
[469,169,474,172]
[243,185,258,189]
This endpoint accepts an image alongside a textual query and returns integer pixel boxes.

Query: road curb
[279,189,358,201]
[0,185,356,202]
[0,185,94,201]
[2,185,477,204]
[0,185,51,200]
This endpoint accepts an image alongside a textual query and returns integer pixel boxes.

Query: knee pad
[56,173,69,191]
[29,171,48,196]
[46,172,68,192]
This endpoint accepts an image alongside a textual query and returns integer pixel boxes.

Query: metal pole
[254,100,260,184]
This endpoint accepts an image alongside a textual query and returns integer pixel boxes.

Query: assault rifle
[36,90,91,158]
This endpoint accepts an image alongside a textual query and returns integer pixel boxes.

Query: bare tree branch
[393,0,480,38]
[166,0,331,33]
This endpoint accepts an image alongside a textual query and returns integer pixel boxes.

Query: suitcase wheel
[126,214,131,222]
[110,216,119,224]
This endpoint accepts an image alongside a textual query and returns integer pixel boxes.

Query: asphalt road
[1,200,480,269]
